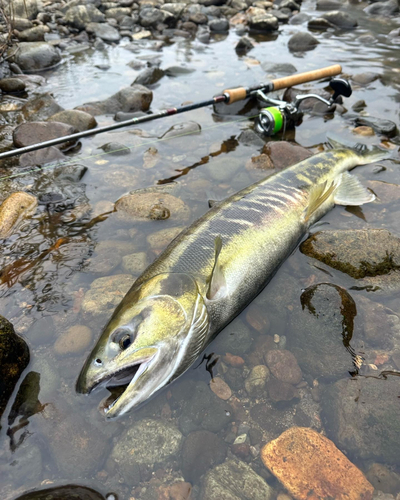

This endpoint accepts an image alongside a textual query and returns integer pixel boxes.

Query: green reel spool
[256,106,285,136]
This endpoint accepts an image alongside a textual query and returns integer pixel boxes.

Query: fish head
[76,272,208,418]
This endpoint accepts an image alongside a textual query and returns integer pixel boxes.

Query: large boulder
[13,122,76,149]
[10,42,61,73]
[0,316,30,427]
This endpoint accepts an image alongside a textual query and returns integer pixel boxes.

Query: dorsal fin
[207,236,227,300]
[303,180,337,223]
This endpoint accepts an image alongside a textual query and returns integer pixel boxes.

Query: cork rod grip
[222,87,247,104]
[272,64,342,91]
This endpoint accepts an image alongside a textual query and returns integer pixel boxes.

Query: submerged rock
[262,141,311,169]
[244,365,270,397]
[82,274,134,316]
[366,463,400,495]
[182,430,227,483]
[19,147,66,167]
[10,42,61,73]
[14,485,106,500]
[265,349,302,384]
[213,317,253,356]
[111,418,182,485]
[300,229,400,279]
[261,427,373,499]
[53,325,93,356]
[147,226,185,250]
[288,283,359,379]
[115,189,190,223]
[201,459,273,500]
[321,376,400,464]
[0,191,37,239]
[0,316,29,426]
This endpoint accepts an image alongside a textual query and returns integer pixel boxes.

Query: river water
[1,1,400,499]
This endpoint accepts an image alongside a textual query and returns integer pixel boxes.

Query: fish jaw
[102,343,177,419]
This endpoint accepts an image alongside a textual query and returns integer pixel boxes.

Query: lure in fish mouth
[76,272,209,419]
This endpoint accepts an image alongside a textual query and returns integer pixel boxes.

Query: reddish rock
[267,377,299,402]
[262,141,312,170]
[246,303,271,333]
[265,349,302,385]
[210,377,232,400]
[261,427,374,500]
[231,443,251,459]
[223,353,245,367]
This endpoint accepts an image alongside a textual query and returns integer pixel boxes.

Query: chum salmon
[77,141,388,418]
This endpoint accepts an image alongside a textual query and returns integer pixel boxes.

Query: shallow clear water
[1,1,400,499]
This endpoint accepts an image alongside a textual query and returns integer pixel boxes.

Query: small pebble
[223,353,245,367]
[231,443,250,459]
[210,377,232,400]
[274,334,280,343]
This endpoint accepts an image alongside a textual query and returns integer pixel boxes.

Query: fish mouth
[92,353,156,416]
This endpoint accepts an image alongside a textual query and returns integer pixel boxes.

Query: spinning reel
[255,78,352,136]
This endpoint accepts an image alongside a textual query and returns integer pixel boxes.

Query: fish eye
[119,334,132,350]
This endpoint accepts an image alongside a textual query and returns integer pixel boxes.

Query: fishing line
[0,113,260,183]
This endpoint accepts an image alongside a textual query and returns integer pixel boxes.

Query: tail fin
[326,134,391,164]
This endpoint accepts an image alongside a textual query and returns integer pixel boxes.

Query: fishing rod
[0,64,342,161]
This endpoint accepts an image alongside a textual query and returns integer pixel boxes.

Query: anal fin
[334,171,375,206]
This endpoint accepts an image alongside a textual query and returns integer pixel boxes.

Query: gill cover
[76,272,209,418]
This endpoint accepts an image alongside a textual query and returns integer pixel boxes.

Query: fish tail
[327,135,391,164]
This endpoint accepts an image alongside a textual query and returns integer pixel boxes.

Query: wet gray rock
[289,12,311,24]
[13,122,76,150]
[9,0,38,19]
[16,25,48,42]
[352,99,367,111]
[248,13,279,31]
[351,72,380,85]
[354,116,397,137]
[321,10,357,29]
[364,0,399,16]
[0,315,29,426]
[235,36,254,54]
[21,93,64,121]
[357,295,396,348]
[10,42,61,73]
[213,317,253,355]
[288,32,319,51]
[111,418,182,484]
[11,17,33,31]
[280,0,300,10]
[164,65,196,77]
[64,4,105,30]
[19,147,67,167]
[47,109,97,132]
[182,430,227,483]
[134,67,165,86]
[270,9,290,22]
[14,485,106,500]
[139,7,167,27]
[99,142,130,155]
[0,77,26,93]
[262,141,311,169]
[105,7,132,21]
[321,376,400,464]
[288,283,359,379]
[265,349,302,384]
[261,62,297,75]
[161,121,201,139]
[163,3,186,17]
[174,380,233,434]
[86,22,121,43]
[300,229,400,279]
[316,0,345,8]
[76,84,152,116]
[238,129,265,148]
[209,18,230,31]
[201,459,273,500]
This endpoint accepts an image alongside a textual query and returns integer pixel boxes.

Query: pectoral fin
[304,180,337,223]
[207,236,227,300]
[334,171,375,206]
